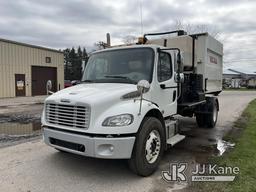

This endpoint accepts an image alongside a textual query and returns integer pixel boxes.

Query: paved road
[0,91,255,192]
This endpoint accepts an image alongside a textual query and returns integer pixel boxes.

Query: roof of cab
[92,44,161,54]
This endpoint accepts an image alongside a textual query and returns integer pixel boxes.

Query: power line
[139,0,143,35]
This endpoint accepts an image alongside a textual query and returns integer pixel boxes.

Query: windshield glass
[82,48,154,84]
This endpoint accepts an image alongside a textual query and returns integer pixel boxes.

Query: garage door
[32,66,57,96]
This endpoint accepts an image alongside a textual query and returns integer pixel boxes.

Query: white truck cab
[42,30,223,176]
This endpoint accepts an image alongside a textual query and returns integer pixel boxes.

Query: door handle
[160,84,166,89]
[160,84,178,89]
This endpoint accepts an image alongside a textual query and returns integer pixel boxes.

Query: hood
[46,83,137,104]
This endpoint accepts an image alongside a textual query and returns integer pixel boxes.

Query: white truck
[247,78,256,89]
[42,30,223,176]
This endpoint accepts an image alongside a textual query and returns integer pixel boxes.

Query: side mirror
[174,73,184,83]
[137,80,150,116]
[46,80,54,95]
[137,80,150,94]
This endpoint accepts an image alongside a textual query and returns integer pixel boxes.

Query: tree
[82,47,88,71]
[173,19,220,38]
[122,35,137,44]
[63,47,88,80]
[73,46,82,80]
[63,48,72,80]
[94,41,109,49]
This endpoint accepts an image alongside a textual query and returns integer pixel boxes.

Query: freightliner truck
[42,30,223,176]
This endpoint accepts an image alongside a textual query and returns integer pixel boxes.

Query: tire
[205,98,218,128]
[195,97,218,128]
[195,113,205,127]
[128,117,165,176]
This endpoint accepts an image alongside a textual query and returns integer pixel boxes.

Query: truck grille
[45,103,90,129]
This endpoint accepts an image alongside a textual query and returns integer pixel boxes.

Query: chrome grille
[45,103,90,129]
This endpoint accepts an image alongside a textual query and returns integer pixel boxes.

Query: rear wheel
[205,98,218,128]
[128,117,165,176]
[195,113,205,127]
[195,97,218,128]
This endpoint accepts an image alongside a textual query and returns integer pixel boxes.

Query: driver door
[152,51,177,117]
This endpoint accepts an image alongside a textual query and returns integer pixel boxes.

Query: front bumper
[43,128,135,159]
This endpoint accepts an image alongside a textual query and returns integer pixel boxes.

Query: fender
[91,99,162,135]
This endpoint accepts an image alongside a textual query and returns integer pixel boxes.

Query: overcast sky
[0,0,255,69]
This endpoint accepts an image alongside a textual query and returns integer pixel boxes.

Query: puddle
[0,114,41,123]
[0,121,41,136]
[216,139,235,156]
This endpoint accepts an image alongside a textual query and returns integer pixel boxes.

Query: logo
[162,163,187,182]
[209,56,218,64]
[162,163,239,182]
[60,99,70,103]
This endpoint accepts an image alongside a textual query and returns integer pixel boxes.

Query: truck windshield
[81,48,154,84]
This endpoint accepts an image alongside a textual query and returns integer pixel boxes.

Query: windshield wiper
[81,80,94,83]
[104,75,136,84]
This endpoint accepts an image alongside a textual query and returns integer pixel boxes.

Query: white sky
[0,0,255,70]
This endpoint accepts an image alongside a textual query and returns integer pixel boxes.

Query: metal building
[0,38,64,98]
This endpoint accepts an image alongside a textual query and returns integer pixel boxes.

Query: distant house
[227,68,256,79]
[223,67,256,88]
[223,68,241,79]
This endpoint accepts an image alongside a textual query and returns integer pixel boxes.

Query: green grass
[191,99,256,192]
[223,88,256,91]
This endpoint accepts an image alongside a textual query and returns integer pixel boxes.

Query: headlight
[102,114,134,127]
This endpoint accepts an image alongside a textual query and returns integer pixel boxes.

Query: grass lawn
[223,88,256,91]
[191,99,256,192]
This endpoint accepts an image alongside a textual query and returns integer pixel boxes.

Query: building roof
[228,68,256,75]
[0,38,63,54]
[223,68,240,75]
[223,68,256,76]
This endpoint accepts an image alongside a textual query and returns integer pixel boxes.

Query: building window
[46,57,51,63]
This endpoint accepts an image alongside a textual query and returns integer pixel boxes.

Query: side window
[158,52,172,82]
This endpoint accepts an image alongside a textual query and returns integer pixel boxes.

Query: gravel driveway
[0,91,255,192]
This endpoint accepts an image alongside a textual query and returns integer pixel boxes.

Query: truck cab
[42,31,223,176]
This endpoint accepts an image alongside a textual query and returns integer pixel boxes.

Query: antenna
[139,0,143,35]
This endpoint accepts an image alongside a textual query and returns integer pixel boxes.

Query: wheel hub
[213,104,217,123]
[145,130,161,164]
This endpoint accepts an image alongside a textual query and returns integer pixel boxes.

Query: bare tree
[122,35,137,44]
[94,41,109,50]
[173,19,220,38]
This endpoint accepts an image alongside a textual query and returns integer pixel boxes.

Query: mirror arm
[47,90,54,95]
[138,88,144,115]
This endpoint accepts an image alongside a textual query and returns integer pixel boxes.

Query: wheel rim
[213,104,217,123]
[145,130,161,164]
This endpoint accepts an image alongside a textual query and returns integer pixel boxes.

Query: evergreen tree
[82,47,88,70]
[63,48,71,80]
[69,47,77,80]
[63,46,89,81]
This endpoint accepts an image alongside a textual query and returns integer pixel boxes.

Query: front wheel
[128,117,165,176]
